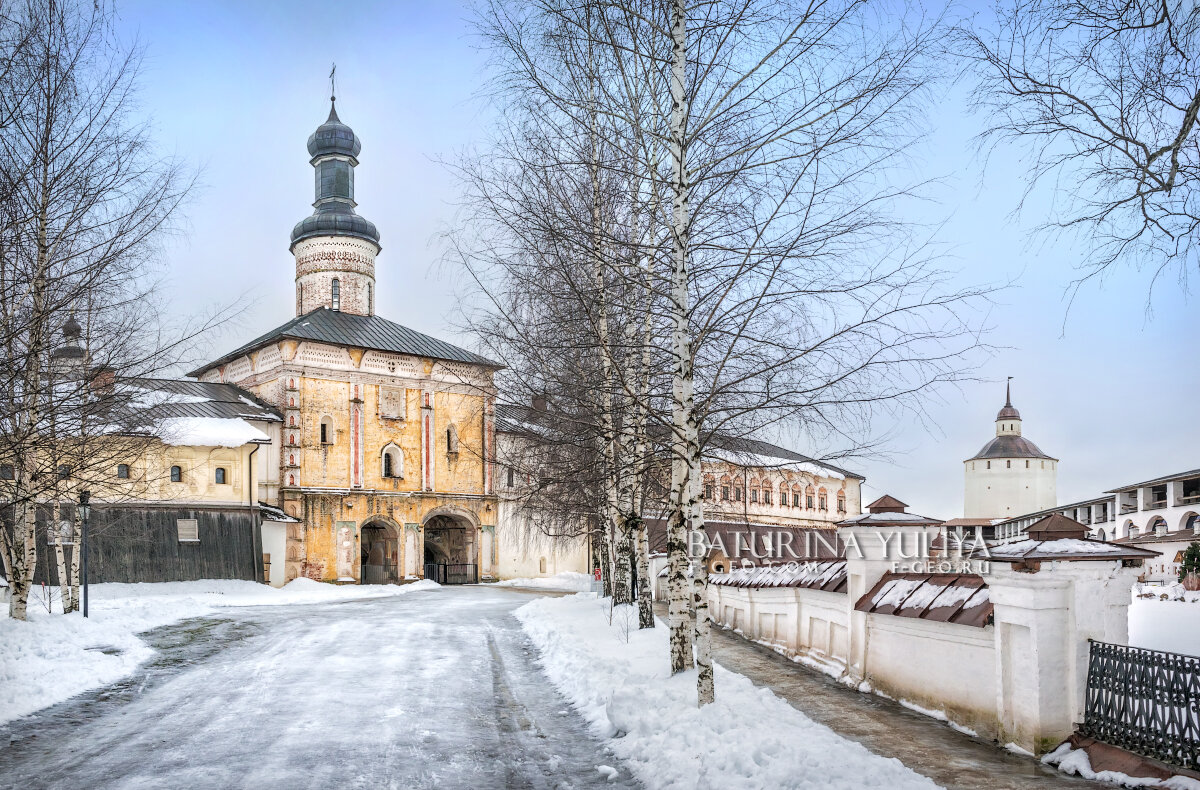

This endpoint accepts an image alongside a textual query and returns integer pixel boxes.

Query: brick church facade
[190,99,501,585]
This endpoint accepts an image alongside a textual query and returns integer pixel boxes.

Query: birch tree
[0,0,216,619]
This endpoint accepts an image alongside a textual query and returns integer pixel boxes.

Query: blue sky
[117,0,1196,519]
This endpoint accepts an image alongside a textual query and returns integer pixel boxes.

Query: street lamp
[77,490,90,618]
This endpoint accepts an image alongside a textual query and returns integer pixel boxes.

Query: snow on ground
[493,572,595,593]
[0,578,437,726]
[515,593,940,790]
[1129,595,1200,657]
[1043,743,1200,789]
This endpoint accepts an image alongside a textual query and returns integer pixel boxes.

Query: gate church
[190,99,501,585]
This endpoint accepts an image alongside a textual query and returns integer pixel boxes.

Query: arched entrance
[360,519,400,584]
[423,511,478,584]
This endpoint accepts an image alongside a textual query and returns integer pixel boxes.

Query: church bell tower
[291,95,381,317]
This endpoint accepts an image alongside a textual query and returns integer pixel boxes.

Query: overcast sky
[116,0,1195,519]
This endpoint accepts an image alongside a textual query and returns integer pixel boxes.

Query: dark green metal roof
[190,308,500,376]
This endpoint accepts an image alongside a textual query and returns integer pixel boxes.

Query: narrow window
[383,452,393,478]
[0,464,12,480]
[793,492,801,507]
[117,464,130,479]
[1025,460,1030,468]
[704,483,713,499]
[446,424,459,455]
[721,485,730,501]
[750,488,759,504]
[331,278,341,311]
[367,283,373,314]
[170,465,182,483]
[806,492,815,509]
[734,486,743,503]
[506,467,515,488]
[539,557,547,574]
[177,518,199,542]
[987,461,991,469]
[1006,459,1011,469]
[763,489,772,505]
[320,422,327,443]
[215,467,227,484]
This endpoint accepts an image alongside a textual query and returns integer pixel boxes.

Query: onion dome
[290,99,380,251]
[51,315,86,362]
[306,102,362,164]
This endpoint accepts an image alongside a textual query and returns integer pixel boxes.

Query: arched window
[780,482,790,507]
[818,488,828,511]
[836,489,846,514]
[733,481,743,502]
[331,277,341,311]
[215,467,227,485]
[703,475,715,500]
[762,485,772,505]
[792,484,802,508]
[749,479,760,504]
[381,444,403,478]
[805,485,815,509]
[117,464,130,479]
[720,475,731,501]
[320,416,333,444]
[446,424,459,455]
[170,465,182,483]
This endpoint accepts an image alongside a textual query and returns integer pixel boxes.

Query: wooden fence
[1081,640,1200,771]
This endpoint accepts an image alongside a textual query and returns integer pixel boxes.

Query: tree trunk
[666,0,696,676]
[690,455,714,705]
[634,516,654,629]
[53,533,72,614]
[7,499,37,620]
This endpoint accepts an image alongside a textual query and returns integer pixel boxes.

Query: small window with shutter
[177,519,199,542]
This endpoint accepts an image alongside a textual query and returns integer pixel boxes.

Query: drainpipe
[248,444,260,582]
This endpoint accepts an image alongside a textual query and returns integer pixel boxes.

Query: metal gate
[362,561,398,585]
[1081,639,1200,770]
[424,563,477,585]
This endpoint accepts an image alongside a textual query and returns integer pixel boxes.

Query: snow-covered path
[0,586,639,790]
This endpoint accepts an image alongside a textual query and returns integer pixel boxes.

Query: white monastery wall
[964,458,1057,519]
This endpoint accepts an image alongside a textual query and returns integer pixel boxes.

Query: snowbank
[515,594,939,790]
[493,572,594,593]
[0,578,438,726]
[1043,743,1200,789]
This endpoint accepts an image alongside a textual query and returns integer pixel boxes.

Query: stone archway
[422,510,479,584]
[360,518,401,585]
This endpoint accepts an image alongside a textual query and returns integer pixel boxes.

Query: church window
[170,465,182,483]
[381,444,403,478]
[117,464,130,479]
[446,424,459,455]
[331,278,341,311]
[1025,460,1029,468]
[1006,460,1011,468]
[320,416,333,444]
[215,467,227,485]
[506,467,515,488]
[986,461,991,469]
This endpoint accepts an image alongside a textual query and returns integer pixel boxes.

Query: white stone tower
[291,97,381,317]
[963,380,1058,519]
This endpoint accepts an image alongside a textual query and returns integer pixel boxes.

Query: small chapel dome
[306,101,362,163]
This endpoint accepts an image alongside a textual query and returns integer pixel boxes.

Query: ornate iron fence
[424,563,477,585]
[1081,640,1200,770]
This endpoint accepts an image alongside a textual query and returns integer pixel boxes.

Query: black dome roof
[307,102,361,163]
[290,202,380,249]
[996,404,1021,420]
[968,435,1055,461]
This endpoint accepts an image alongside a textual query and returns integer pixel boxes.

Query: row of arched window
[701,475,846,514]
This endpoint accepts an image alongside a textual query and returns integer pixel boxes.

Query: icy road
[0,586,640,790]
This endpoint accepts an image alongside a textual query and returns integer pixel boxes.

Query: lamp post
[78,490,90,618]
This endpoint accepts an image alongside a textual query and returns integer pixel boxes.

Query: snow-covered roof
[158,417,270,448]
[257,502,300,522]
[711,560,847,593]
[984,538,1159,561]
[839,511,942,526]
[855,573,992,628]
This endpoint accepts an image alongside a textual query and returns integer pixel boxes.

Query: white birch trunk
[666,0,696,675]
[53,533,72,614]
[690,447,714,704]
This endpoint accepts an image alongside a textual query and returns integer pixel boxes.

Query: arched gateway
[422,508,479,584]
[360,518,401,584]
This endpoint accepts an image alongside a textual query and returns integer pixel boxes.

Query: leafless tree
[0,0,221,620]
[959,0,1200,297]
[460,0,990,706]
